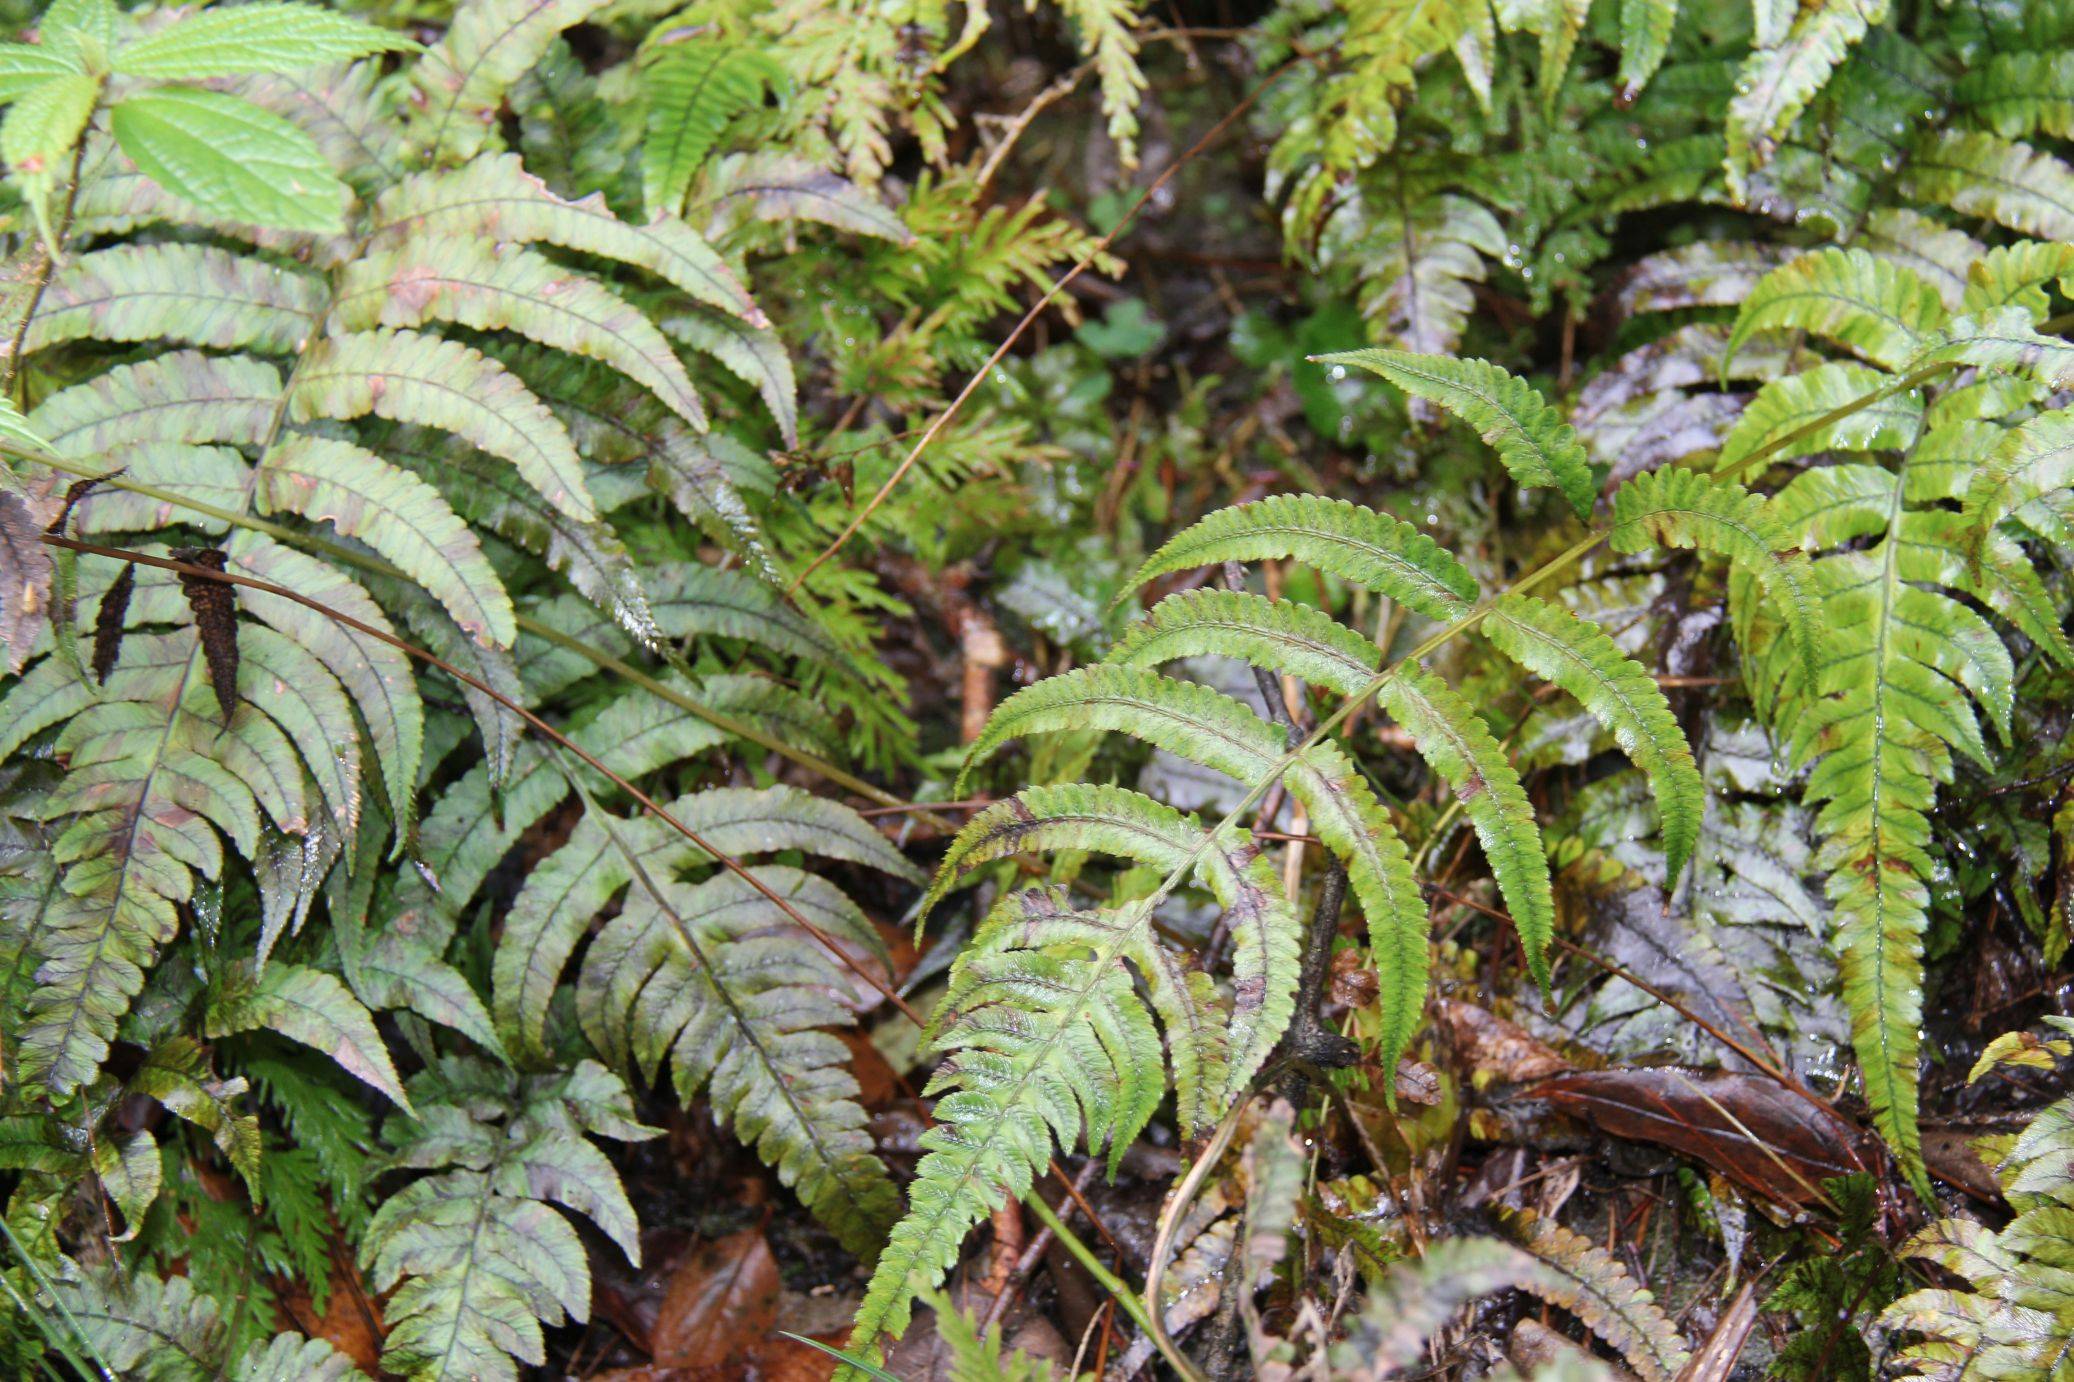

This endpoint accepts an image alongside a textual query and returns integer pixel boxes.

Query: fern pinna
[841,348,1842,1360]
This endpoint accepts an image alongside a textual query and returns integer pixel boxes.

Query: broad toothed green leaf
[113,4,412,80]
[112,87,349,233]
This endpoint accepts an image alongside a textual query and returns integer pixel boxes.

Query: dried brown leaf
[1530,1068,1867,1206]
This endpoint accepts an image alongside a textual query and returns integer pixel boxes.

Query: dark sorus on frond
[171,547,238,721]
[91,561,132,684]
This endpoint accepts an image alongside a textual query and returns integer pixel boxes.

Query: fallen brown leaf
[1530,1068,1868,1205]
[651,1228,781,1369]
[277,1252,383,1374]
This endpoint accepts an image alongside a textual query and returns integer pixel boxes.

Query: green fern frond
[42,1261,364,1381]
[640,39,780,216]
[1317,349,1597,519]
[1617,0,1679,97]
[1330,1237,1542,1372]
[1725,0,1888,199]
[28,244,324,354]
[1108,588,1383,697]
[924,1289,1085,1381]
[1325,183,1506,359]
[255,435,515,649]
[1955,50,2074,138]
[926,782,1292,1120]
[1378,668,1555,992]
[1608,467,1822,685]
[1900,131,2074,241]
[848,887,1169,1362]
[1963,239,2074,318]
[1715,361,1924,480]
[407,0,608,166]
[1909,307,2074,390]
[368,153,762,324]
[1963,408,2074,550]
[293,330,595,522]
[1054,0,1148,165]
[482,781,909,1257]
[961,664,1432,1082]
[1748,423,2055,1193]
[331,243,707,429]
[204,959,410,1111]
[30,350,283,455]
[1882,1036,2074,1375]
